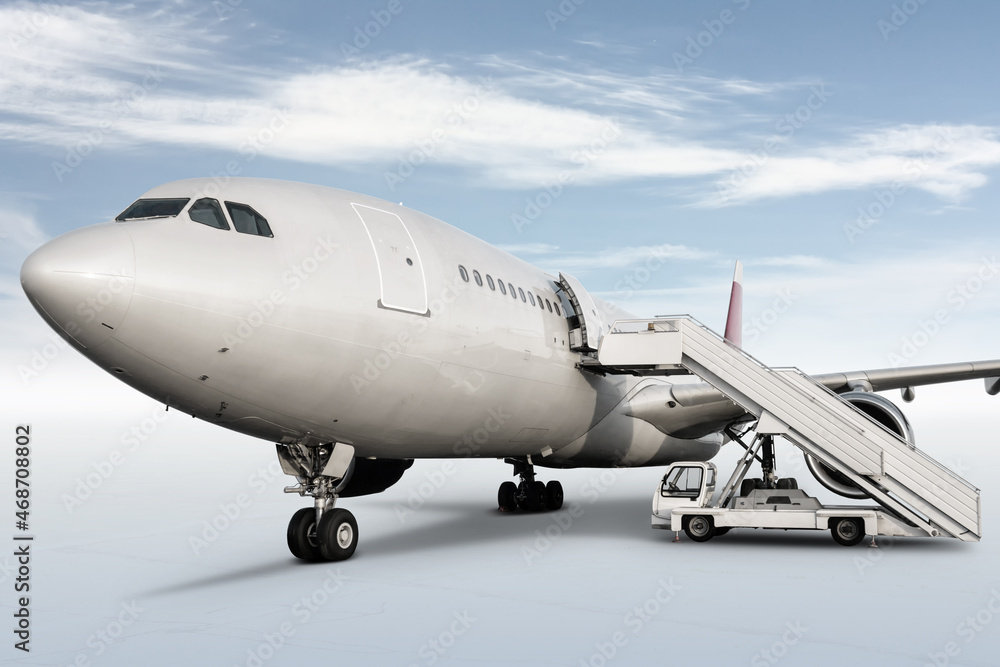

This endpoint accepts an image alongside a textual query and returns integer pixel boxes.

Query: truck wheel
[715,527,731,536]
[830,517,865,546]
[684,515,715,542]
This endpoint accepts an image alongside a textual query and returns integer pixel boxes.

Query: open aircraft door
[558,272,605,354]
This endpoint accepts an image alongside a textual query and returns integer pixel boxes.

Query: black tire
[777,478,798,490]
[516,481,541,511]
[531,481,547,511]
[739,479,756,496]
[287,507,323,562]
[830,517,865,547]
[715,527,731,536]
[498,481,518,511]
[683,515,715,542]
[545,481,564,511]
[318,508,359,561]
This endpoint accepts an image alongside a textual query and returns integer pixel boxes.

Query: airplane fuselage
[22,178,726,469]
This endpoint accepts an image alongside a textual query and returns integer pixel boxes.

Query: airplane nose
[20,223,136,349]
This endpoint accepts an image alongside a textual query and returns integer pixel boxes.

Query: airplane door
[352,203,429,315]
[558,272,605,353]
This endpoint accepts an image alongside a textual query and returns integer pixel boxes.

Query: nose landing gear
[279,443,359,562]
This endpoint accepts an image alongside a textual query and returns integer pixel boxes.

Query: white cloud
[1,4,999,205]
[497,243,562,255]
[514,243,714,274]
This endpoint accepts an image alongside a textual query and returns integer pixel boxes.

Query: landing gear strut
[498,458,564,512]
[278,443,359,562]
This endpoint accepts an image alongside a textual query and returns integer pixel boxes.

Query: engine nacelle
[338,458,414,498]
[804,391,915,499]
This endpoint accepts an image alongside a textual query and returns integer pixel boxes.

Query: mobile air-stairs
[591,316,981,546]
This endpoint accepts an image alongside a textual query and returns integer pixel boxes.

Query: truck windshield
[661,467,704,497]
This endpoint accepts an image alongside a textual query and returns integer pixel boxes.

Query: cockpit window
[115,198,190,222]
[188,198,230,230]
[225,201,273,237]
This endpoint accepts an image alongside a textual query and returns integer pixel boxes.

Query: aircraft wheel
[287,507,323,562]
[318,508,359,561]
[777,478,798,490]
[830,517,865,546]
[684,515,715,542]
[498,481,518,511]
[531,481,547,511]
[545,481,564,511]
[739,479,756,496]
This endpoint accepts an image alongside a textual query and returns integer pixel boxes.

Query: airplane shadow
[356,497,660,560]
[141,497,970,595]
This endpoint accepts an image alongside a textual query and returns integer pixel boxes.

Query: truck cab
[651,462,716,528]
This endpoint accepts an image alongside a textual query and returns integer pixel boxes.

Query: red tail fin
[724,260,743,347]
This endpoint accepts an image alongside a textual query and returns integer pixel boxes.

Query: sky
[2,0,1000,376]
[2,3,1000,664]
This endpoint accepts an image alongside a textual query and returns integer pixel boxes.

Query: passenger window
[527,292,536,306]
[225,202,273,237]
[459,266,469,282]
[517,286,525,301]
[545,299,553,313]
[486,275,496,291]
[498,280,507,295]
[188,198,230,230]
[538,297,544,310]
[508,283,516,299]
[473,270,483,287]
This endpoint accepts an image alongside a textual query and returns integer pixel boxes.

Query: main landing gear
[278,443,359,562]
[498,458,564,512]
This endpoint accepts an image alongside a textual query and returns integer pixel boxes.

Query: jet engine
[804,391,915,499]
[339,458,414,497]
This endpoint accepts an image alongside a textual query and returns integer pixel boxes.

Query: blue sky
[2,0,1000,374]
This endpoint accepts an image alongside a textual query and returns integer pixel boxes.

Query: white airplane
[20,177,1000,561]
